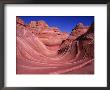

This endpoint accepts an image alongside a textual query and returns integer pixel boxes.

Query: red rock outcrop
[16,17,94,74]
[58,23,94,61]
[16,16,26,31]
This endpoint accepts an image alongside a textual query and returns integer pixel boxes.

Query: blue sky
[18,16,94,33]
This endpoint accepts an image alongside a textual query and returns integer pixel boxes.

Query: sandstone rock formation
[58,22,94,62]
[16,17,94,74]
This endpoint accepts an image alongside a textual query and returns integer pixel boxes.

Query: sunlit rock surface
[16,17,94,74]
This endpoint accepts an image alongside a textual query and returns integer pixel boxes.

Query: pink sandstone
[16,17,94,74]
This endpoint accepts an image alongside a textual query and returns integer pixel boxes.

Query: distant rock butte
[16,17,94,74]
[16,17,69,50]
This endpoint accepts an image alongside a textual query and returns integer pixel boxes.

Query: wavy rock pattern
[16,17,94,74]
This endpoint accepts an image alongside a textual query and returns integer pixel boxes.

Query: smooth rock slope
[16,17,94,74]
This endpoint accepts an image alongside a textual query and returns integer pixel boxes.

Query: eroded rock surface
[16,17,94,74]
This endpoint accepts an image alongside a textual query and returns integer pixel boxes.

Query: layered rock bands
[16,16,94,74]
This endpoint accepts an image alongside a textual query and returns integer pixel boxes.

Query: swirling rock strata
[16,17,94,74]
